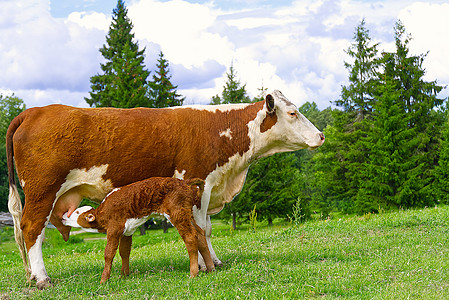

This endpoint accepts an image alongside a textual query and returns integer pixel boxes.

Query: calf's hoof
[36,278,53,290]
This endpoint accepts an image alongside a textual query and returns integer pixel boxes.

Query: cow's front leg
[205,216,223,267]
[197,216,223,270]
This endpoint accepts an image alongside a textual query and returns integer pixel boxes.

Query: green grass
[1,206,449,299]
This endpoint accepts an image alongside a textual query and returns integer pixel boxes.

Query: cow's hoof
[213,259,223,268]
[36,278,53,290]
[198,263,207,272]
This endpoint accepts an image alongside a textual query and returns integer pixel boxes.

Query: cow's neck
[205,101,281,214]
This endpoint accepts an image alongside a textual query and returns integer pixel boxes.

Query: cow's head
[255,90,324,157]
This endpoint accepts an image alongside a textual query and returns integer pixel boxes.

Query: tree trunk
[232,213,237,230]
[162,219,169,233]
[140,224,146,236]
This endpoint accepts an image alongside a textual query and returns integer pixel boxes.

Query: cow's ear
[86,213,96,223]
[266,94,275,113]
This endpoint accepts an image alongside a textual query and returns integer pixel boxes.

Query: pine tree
[210,63,251,104]
[85,0,150,108]
[330,19,380,212]
[356,73,410,212]
[225,153,304,227]
[435,112,449,204]
[336,19,379,117]
[357,21,445,212]
[148,51,185,108]
[385,21,444,207]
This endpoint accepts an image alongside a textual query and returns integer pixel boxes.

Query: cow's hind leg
[21,200,54,289]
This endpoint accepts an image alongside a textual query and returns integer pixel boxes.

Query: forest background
[1,0,448,229]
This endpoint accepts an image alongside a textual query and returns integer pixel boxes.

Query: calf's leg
[171,217,200,277]
[119,235,132,277]
[101,231,121,283]
[192,218,215,273]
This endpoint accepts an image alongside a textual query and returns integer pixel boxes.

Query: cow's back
[13,105,180,188]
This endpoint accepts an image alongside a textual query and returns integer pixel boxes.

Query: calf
[63,177,215,283]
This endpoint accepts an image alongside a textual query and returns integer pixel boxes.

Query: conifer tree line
[1,0,448,228]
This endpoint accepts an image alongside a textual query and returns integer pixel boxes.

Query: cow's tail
[6,114,30,280]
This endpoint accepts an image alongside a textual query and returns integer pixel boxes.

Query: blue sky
[1,0,448,109]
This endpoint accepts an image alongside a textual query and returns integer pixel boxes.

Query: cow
[61,177,215,282]
[6,90,324,289]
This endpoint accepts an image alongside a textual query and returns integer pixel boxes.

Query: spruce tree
[336,19,379,117]
[357,21,445,211]
[210,63,251,104]
[386,21,444,207]
[85,0,150,108]
[148,51,185,108]
[330,19,380,211]
[435,114,449,204]
[356,71,410,212]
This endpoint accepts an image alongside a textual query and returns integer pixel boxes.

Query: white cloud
[66,11,110,31]
[128,0,233,67]
[0,0,448,110]
[399,2,449,87]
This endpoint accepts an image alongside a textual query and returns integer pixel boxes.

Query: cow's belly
[206,165,249,215]
[50,165,115,240]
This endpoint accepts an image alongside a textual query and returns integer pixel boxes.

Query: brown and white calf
[7,90,324,288]
[62,177,215,282]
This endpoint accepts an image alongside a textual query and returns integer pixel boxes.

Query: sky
[1,0,448,109]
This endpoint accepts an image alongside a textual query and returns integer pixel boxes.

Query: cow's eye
[289,111,297,117]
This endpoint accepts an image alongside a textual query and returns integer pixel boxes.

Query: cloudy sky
[1,0,448,109]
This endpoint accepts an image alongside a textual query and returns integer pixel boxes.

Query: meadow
[1,206,449,299]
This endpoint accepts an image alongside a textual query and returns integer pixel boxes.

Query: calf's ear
[266,94,275,113]
[86,213,96,223]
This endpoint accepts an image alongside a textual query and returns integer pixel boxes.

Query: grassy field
[1,206,449,299]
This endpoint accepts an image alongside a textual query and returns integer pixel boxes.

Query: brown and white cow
[6,90,324,288]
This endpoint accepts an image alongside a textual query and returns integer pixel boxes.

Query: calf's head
[62,205,100,232]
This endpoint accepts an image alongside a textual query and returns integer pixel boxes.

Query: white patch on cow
[219,128,233,140]
[28,227,48,283]
[169,103,251,113]
[203,152,251,216]
[173,169,186,180]
[20,180,25,188]
[53,165,114,216]
[56,165,113,202]
[123,216,151,236]
[103,188,120,202]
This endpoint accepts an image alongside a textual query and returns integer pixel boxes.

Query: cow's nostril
[319,133,325,141]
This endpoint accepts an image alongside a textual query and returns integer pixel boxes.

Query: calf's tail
[6,114,30,280]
